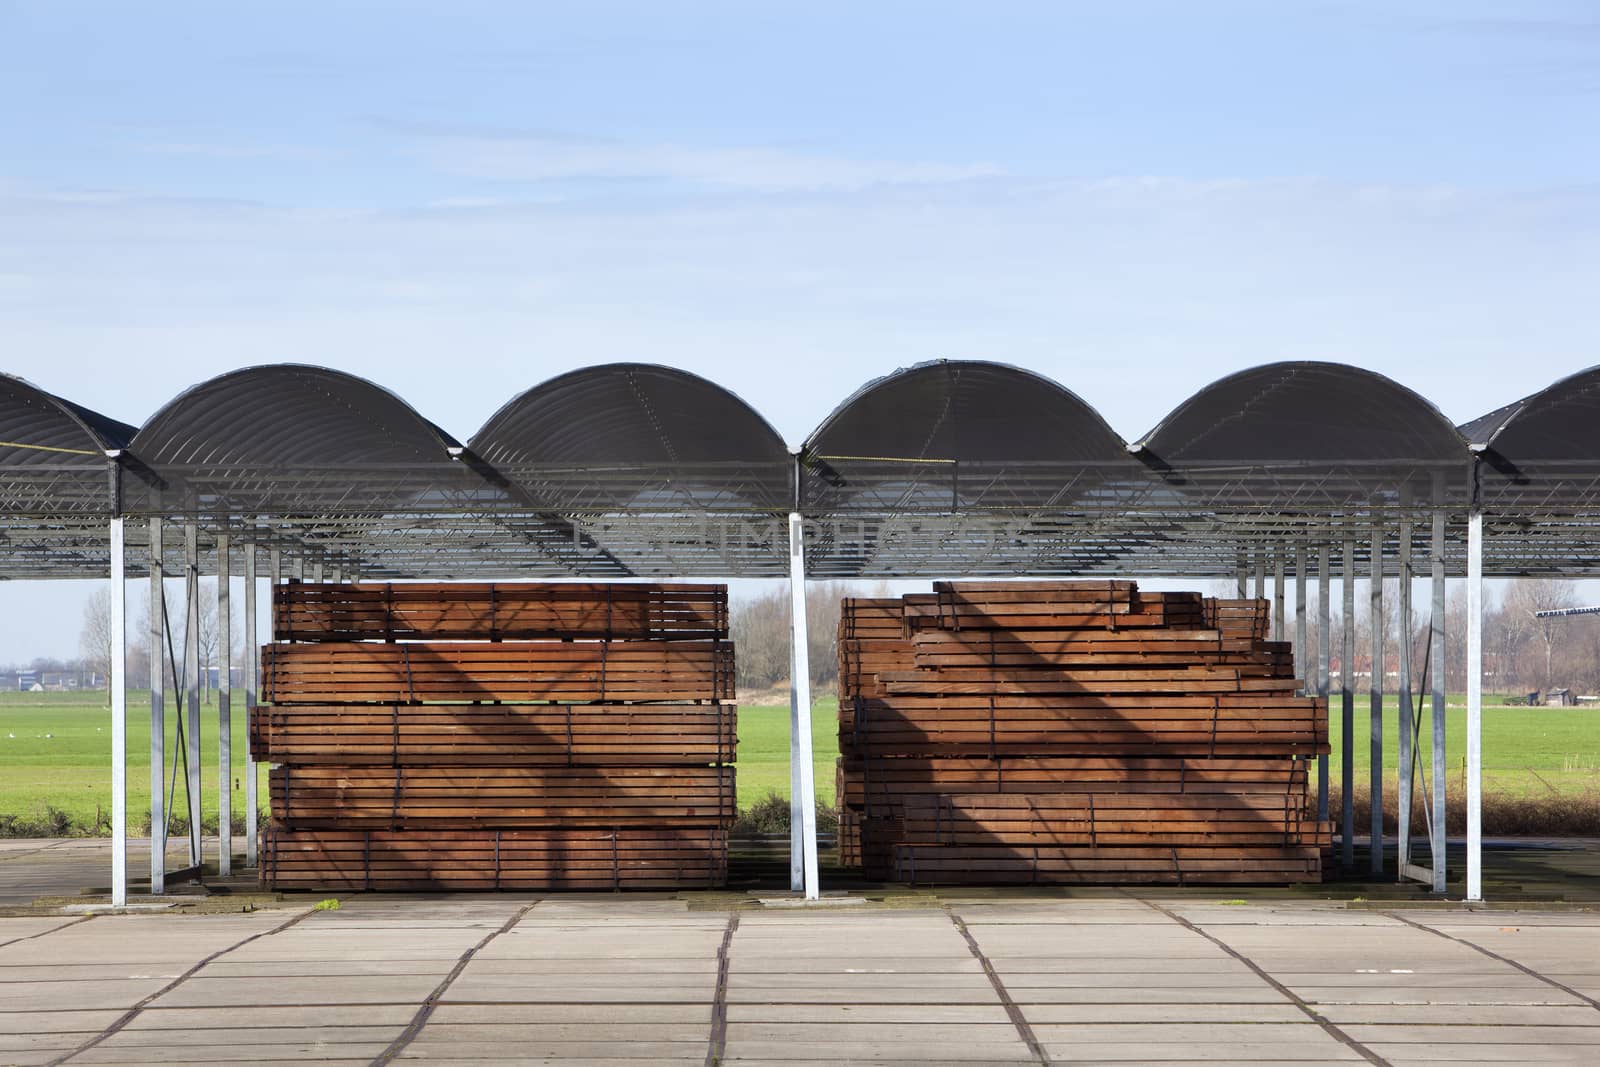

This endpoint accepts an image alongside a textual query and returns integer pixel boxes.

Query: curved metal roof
[807,359,1129,464]
[470,363,791,512]
[1138,361,1467,465]
[1461,365,1600,462]
[801,360,1138,511]
[796,360,1147,576]
[131,364,458,467]
[8,358,1600,580]
[124,364,470,519]
[0,374,134,516]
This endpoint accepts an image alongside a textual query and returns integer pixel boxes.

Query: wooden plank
[275,581,729,642]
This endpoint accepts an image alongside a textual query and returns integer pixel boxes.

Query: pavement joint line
[944,905,1049,1065]
[704,911,740,1067]
[1124,893,1393,1067]
[41,905,316,1066]
[1383,910,1600,1014]
[369,898,542,1066]
[0,913,94,949]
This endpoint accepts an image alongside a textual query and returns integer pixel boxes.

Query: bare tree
[1502,579,1577,693]
[79,587,152,697]
[79,588,114,690]
[731,581,862,694]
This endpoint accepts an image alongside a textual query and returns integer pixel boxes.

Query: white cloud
[404,127,1003,191]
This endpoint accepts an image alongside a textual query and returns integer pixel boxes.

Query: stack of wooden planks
[256,581,736,891]
[836,581,1330,885]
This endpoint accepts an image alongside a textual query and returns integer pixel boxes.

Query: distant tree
[731,581,862,694]
[1500,579,1575,692]
[79,587,114,689]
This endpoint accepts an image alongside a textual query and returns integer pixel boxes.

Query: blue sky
[2,1,1598,656]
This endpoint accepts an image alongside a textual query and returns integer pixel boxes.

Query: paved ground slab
[2,850,1600,1064]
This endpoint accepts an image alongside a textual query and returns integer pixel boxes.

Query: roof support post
[1294,544,1308,695]
[109,513,127,907]
[1369,521,1385,877]
[787,511,820,900]
[311,555,324,583]
[1272,553,1285,643]
[1430,480,1448,893]
[244,538,258,868]
[1397,508,1415,880]
[216,532,232,878]
[1235,550,1247,598]
[330,561,342,583]
[1341,537,1356,870]
[1317,544,1331,823]
[1466,507,1484,901]
[184,522,202,869]
[148,518,166,895]
[1252,550,1266,601]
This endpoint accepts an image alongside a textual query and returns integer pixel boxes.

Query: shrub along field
[0,689,1595,836]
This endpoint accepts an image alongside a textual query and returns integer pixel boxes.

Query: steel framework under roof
[3,358,1598,581]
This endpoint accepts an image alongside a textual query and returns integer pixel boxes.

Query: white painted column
[1294,545,1307,694]
[1272,553,1285,643]
[1317,545,1331,822]
[1341,537,1356,869]
[109,516,127,906]
[1430,502,1448,893]
[184,523,201,867]
[1369,524,1385,876]
[148,518,166,895]
[1466,510,1484,901]
[244,541,259,867]
[216,533,232,877]
[787,512,820,900]
[1397,513,1414,876]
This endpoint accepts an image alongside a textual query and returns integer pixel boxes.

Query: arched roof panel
[0,374,134,463]
[1138,362,1468,465]
[1461,365,1600,462]
[805,359,1129,463]
[0,374,134,517]
[130,364,459,467]
[798,362,1143,544]
[470,363,792,514]
[125,365,468,517]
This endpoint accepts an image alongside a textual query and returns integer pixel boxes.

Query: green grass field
[1,689,1595,833]
[0,689,263,833]
[1326,695,1600,796]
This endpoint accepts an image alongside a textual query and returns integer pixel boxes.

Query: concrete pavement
[3,894,1599,1065]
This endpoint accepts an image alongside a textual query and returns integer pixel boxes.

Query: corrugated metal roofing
[4,359,1600,578]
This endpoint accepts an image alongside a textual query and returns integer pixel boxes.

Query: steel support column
[244,540,259,867]
[109,515,127,906]
[1430,493,1448,893]
[1467,509,1484,901]
[1369,523,1385,876]
[184,523,201,868]
[148,518,166,895]
[1272,553,1285,643]
[787,512,820,900]
[1397,512,1415,879]
[1341,537,1356,870]
[1253,550,1265,601]
[1294,545,1308,695]
[1317,545,1331,822]
[216,532,231,877]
